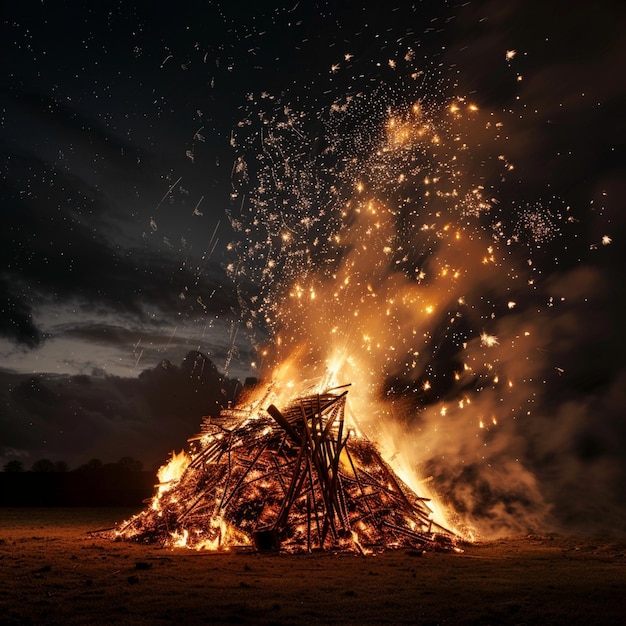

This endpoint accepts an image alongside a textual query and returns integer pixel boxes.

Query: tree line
[3,456,145,474]
[0,456,154,506]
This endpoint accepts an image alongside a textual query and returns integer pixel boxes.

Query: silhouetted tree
[55,460,69,472]
[3,460,24,472]
[31,458,56,472]
[117,456,143,472]
[77,458,104,472]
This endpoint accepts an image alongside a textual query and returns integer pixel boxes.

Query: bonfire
[115,383,458,554]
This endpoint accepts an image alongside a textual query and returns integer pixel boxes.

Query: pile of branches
[116,387,457,553]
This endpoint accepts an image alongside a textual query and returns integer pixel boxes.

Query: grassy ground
[1,508,624,625]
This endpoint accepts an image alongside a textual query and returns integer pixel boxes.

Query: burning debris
[115,386,458,554]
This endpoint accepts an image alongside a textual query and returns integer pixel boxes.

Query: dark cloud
[0,276,44,347]
[1,121,236,350]
[1,8,239,355]
[0,351,243,471]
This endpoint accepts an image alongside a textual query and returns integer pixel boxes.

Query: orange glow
[115,88,553,551]
[156,450,190,498]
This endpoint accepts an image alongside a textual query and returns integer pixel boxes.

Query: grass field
[1,508,624,624]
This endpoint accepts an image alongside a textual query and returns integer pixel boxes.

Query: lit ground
[0,509,624,625]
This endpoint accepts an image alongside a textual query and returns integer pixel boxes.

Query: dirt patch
[1,509,624,624]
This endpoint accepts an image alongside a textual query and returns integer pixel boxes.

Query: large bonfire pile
[115,385,458,554]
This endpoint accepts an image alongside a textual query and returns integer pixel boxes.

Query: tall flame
[227,77,555,537]
[155,450,190,502]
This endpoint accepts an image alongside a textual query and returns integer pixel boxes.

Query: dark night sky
[1,1,625,534]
